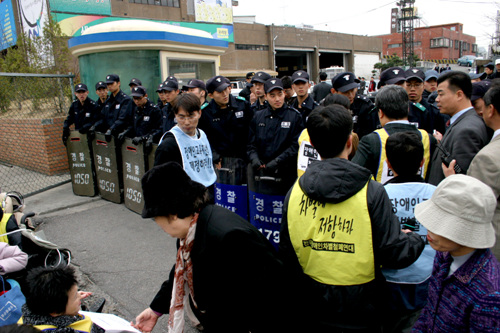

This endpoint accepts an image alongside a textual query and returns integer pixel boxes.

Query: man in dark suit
[427,71,490,185]
[312,72,331,103]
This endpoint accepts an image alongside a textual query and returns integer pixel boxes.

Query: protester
[0,242,27,275]
[412,175,500,332]
[19,266,102,333]
[280,105,424,332]
[133,162,288,333]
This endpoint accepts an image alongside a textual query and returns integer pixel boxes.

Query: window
[128,0,179,7]
[431,38,450,48]
[388,43,401,49]
[235,44,269,51]
[455,40,459,50]
[168,59,215,84]
[472,44,477,52]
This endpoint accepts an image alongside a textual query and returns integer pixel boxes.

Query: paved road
[27,183,199,333]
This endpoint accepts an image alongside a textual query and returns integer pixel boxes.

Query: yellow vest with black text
[18,314,93,333]
[374,128,430,183]
[297,129,321,178]
[287,180,375,285]
[0,212,12,244]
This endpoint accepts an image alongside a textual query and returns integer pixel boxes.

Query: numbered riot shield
[214,157,248,220]
[66,131,96,196]
[92,133,123,203]
[247,165,287,250]
[121,138,146,214]
[146,143,158,171]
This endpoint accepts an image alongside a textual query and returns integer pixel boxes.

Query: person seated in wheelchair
[0,208,22,248]
[18,265,103,333]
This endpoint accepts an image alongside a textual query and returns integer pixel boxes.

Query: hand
[252,159,264,171]
[441,160,457,178]
[62,134,69,146]
[132,136,143,145]
[433,130,443,143]
[117,131,127,142]
[105,129,113,142]
[131,308,159,333]
[79,127,89,134]
[78,291,92,299]
[401,229,412,234]
[265,159,279,173]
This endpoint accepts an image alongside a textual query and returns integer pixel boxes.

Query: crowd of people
[55,66,500,332]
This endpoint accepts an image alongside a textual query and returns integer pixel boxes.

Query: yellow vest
[287,180,375,286]
[18,314,93,333]
[297,129,321,178]
[0,213,12,243]
[374,128,430,183]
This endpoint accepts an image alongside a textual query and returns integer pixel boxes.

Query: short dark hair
[26,266,78,316]
[386,132,423,177]
[307,105,353,158]
[437,71,472,100]
[319,72,327,80]
[172,93,201,115]
[322,93,351,109]
[281,76,292,89]
[483,80,500,112]
[375,85,409,120]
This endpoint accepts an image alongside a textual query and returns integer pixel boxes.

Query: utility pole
[397,0,417,67]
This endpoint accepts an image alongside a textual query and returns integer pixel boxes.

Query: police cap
[75,83,88,92]
[95,81,107,90]
[105,74,120,84]
[379,67,405,86]
[131,86,147,97]
[424,70,439,82]
[129,78,142,87]
[405,68,425,82]
[471,80,491,102]
[162,80,179,91]
[184,79,206,91]
[165,76,178,83]
[246,72,255,79]
[206,76,230,94]
[251,71,271,84]
[264,78,284,93]
[292,70,309,84]
[469,72,487,81]
[332,72,360,92]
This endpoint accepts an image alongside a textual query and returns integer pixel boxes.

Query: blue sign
[0,0,17,50]
[214,183,248,220]
[248,190,285,250]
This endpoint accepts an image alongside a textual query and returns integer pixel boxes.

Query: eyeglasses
[176,114,198,121]
[406,82,423,88]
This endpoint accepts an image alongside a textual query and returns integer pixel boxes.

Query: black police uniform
[408,98,446,135]
[199,95,253,161]
[95,90,133,134]
[351,94,380,139]
[155,103,177,142]
[291,95,318,125]
[247,104,304,187]
[96,98,107,113]
[63,97,99,133]
[239,84,252,102]
[251,99,269,112]
[124,99,162,139]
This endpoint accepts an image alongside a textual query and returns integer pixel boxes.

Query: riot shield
[146,143,158,171]
[121,138,146,214]
[214,157,248,220]
[92,133,123,203]
[66,131,96,197]
[247,165,287,250]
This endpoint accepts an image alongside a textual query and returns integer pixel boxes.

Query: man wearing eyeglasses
[405,68,446,135]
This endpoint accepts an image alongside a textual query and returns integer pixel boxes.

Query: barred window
[235,44,269,51]
[127,0,180,7]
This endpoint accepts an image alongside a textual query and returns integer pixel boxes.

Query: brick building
[377,23,477,63]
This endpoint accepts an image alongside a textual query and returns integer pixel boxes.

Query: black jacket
[198,95,253,160]
[312,81,331,103]
[351,94,380,139]
[238,85,251,102]
[94,90,133,134]
[63,97,99,131]
[250,99,268,112]
[155,103,176,142]
[408,99,446,135]
[279,158,424,330]
[149,205,289,332]
[291,94,318,124]
[352,122,437,180]
[123,99,161,138]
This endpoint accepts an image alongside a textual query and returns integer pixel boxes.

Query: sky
[232,0,500,50]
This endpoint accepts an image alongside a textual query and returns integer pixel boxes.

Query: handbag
[0,276,26,326]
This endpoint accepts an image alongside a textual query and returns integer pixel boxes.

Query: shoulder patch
[288,106,301,115]
[201,102,209,110]
[413,103,427,112]
[236,96,246,101]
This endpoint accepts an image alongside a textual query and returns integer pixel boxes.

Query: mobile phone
[436,144,463,174]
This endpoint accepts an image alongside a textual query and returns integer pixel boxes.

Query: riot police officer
[93,74,134,142]
[331,72,378,139]
[129,78,142,94]
[247,78,304,189]
[184,79,208,107]
[199,75,253,164]
[62,83,99,145]
[250,71,271,112]
[155,80,180,142]
[291,70,318,124]
[95,81,108,112]
[118,86,161,148]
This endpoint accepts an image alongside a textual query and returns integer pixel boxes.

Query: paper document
[80,311,141,333]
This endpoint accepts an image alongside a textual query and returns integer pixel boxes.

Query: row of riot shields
[67,131,289,249]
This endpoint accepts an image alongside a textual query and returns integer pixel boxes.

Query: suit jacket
[312,81,331,103]
[467,135,500,260]
[428,108,490,185]
[149,205,289,332]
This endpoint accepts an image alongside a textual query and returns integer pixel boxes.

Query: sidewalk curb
[36,196,103,216]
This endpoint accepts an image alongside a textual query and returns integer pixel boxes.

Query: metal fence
[0,72,75,197]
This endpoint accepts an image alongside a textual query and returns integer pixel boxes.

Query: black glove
[79,127,89,134]
[132,136,143,145]
[105,129,113,142]
[252,158,263,170]
[62,134,69,146]
[117,131,128,142]
[144,135,154,153]
[265,159,279,173]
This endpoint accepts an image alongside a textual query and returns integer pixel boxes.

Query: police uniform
[251,99,268,112]
[291,95,319,124]
[63,97,98,132]
[352,94,380,139]
[199,94,253,160]
[408,98,446,135]
[95,89,133,134]
[126,99,162,138]
[155,102,177,143]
